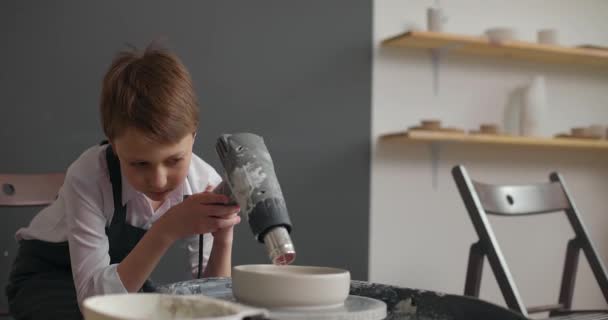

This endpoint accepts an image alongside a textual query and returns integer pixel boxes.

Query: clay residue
[393,298,417,315]
[153,296,237,319]
[229,162,267,215]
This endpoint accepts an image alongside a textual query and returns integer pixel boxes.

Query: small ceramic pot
[232,265,350,309]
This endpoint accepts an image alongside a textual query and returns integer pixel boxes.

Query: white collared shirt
[15,145,222,304]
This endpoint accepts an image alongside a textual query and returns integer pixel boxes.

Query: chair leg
[552,238,580,317]
[464,241,485,298]
[580,236,608,304]
[552,172,608,305]
[453,165,527,316]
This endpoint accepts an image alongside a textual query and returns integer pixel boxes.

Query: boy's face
[112,128,194,202]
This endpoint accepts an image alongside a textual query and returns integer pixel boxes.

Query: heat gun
[213,133,295,266]
[198,133,296,278]
[214,133,296,264]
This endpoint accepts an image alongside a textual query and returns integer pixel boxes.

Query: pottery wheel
[267,295,386,320]
[159,278,387,320]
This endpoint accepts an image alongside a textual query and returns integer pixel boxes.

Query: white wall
[371,0,608,312]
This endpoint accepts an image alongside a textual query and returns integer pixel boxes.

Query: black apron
[6,145,154,320]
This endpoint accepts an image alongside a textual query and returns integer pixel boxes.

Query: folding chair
[0,173,65,317]
[451,165,608,319]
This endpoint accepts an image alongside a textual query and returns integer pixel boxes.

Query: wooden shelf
[380,130,608,150]
[382,31,608,67]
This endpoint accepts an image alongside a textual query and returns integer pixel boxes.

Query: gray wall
[0,0,371,309]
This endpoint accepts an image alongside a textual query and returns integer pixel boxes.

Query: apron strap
[105,145,126,226]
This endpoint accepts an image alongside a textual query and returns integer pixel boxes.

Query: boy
[5,45,241,320]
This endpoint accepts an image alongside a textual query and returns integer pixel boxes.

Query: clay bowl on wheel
[82,293,266,320]
[232,264,351,309]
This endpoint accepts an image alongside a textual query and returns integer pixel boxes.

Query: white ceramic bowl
[82,293,266,320]
[232,264,351,309]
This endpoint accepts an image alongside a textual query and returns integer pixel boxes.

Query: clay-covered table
[158,278,527,320]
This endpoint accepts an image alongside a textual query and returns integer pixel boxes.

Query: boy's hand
[154,189,241,243]
[205,185,241,245]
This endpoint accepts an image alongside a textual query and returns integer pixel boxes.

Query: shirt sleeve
[187,163,224,278]
[64,170,127,306]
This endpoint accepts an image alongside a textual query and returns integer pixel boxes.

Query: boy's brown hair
[100,45,199,144]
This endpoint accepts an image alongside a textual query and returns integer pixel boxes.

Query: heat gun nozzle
[264,227,296,265]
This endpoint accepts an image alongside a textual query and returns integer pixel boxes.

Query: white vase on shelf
[503,86,525,136]
[520,76,547,137]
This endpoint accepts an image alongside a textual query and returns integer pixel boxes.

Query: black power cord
[184,194,204,279]
[197,234,203,278]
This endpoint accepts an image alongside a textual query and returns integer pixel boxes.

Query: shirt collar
[120,172,188,206]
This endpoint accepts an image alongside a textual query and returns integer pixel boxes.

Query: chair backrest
[0,173,65,206]
[0,173,65,316]
[473,181,570,216]
[452,165,608,317]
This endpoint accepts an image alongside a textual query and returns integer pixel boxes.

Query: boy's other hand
[211,213,240,246]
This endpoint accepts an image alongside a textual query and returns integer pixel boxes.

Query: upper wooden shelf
[380,130,608,150]
[382,31,608,67]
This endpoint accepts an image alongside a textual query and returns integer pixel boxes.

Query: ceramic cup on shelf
[485,27,518,44]
[421,119,442,130]
[427,7,447,32]
[480,124,500,134]
[537,29,559,45]
[588,125,606,139]
[571,127,589,138]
